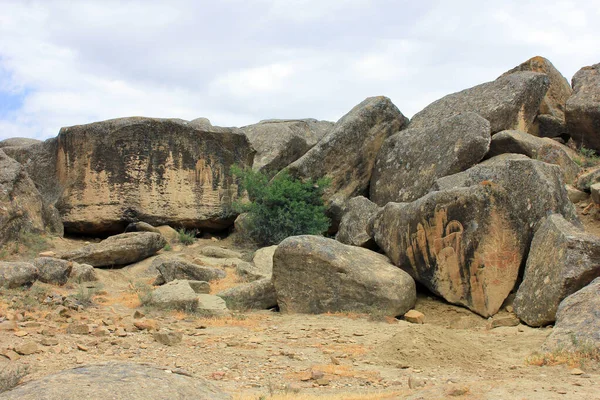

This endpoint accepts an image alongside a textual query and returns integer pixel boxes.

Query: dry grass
[285,363,380,382]
[99,291,142,308]
[312,343,369,357]
[233,390,406,400]
[170,310,267,328]
[209,269,242,294]
[527,346,600,368]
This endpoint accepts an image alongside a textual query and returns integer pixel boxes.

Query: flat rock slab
[0,362,230,399]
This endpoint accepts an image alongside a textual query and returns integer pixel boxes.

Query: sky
[0,0,599,141]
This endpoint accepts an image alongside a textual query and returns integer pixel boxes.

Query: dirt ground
[1,208,599,399]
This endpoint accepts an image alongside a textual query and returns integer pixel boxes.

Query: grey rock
[153,329,183,346]
[244,245,277,280]
[150,280,199,312]
[233,212,252,238]
[272,235,416,316]
[33,257,72,285]
[335,196,380,248]
[591,183,600,205]
[0,362,231,399]
[514,214,600,326]
[242,119,333,174]
[70,263,98,282]
[566,185,589,204]
[371,112,491,204]
[196,294,230,317]
[566,63,600,151]
[60,232,166,267]
[544,277,600,352]
[124,221,161,234]
[187,280,210,294]
[198,246,242,259]
[575,166,600,192]
[282,96,408,229]
[410,72,549,134]
[487,129,580,183]
[0,262,38,288]
[217,278,277,310]
[153,256,226,283]
[0,137,42,148]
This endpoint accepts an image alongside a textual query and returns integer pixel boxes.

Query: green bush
[232,166,330,245]
[177,228,196,245]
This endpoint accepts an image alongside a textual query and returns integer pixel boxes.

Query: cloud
[0,0,599,140]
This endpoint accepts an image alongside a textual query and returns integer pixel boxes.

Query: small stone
[133,319,160,332]
[408,375,428,389]
[404,310,425,324]
[133,310,145,319]
[77,343,89,352]
[93,327,110,337]
[116,329,128,337]
[39,251,57,257]
[153,329,183,346]
[330,356,341,365]
[66,324,89,335]
[15,341,38,355]
[316,378,329,386]
[311,370,324,380]
[14,330,28,337]
[41,338,59,346]
[2,349,20,361]
[571,368,584,375]
[486,314,520,329]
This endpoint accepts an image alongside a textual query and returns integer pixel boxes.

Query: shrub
[177,228,196,245]
[574,145,600,168]
[232,166,330,245]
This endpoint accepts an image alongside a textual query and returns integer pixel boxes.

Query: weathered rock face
[566,63,600,151]
[283,97,408,228]
[272,236,416,316]
[0,362,231,400]
[0,262,38,288]
[371,113,491,204]
[70,262,98,282]
[335,196,380,248]
[217,278,277,310]
[543,277,600,352]
[409,72,550,134]
[49,117,254,235]
[152,256,226,283]
[124,221,161,234]
[242,119,332,174]
[0,149,46,247]
[370,185,525,317]
[33,257,72,285]
[60,232,166,267]
[0,137,41,148]
[575,166,600,192]
[500,56,572,138]
[486,130,579,183]
[513,215,600,327]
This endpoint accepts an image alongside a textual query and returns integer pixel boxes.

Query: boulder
[575,166,600,192]
[156,225,178,242]
[513,215,600,326]
[24,117,254,235]
[487,130,579,182]
[272,235,416,316]
[282,97,408,228]
[0,137,42,148]
[198,246,242,259]
[152,256,226,283]
[188,280,210,294]
[242,119,333,174]
[0,149,46,247]
[0,362,231,400]
[60,232,166,267]
[335,196,380,248]
[235,261,266,282]
[33,257,72,285]
[196,294,230,317]
[500,56,572,138]
[233,212,252,238]
[217,278,277,310]
[70,263,98,282]
[0,262,38,288]
[234,245,276,281]
[566,185,589,204]
[566,63,600,151]
[149,280,199,311]
[124,221,161,234]
[409,72,549,134]
[543,277,600,352]
[371,113,491,204]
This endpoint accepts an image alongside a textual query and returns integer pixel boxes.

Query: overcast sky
[0,0,599,141]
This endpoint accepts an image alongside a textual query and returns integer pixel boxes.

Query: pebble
[404,310,425,324]
[15,341,39,355]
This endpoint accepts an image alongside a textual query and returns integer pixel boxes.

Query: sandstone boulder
[236,245,277,281]
[124,221,161,234]
[217,278,277,310]
[371,113,491,204]
[409,72,549,134]
[197,294,230,317]
[500,56,572,138]
[242,119,332,174]
[198,246,242,259]
[566,185,589,204]
[0,262,38,288]
[566,63,600,151]
[156,225,179,242]
[152,256,226,283]
[487,130,579,182]
[149,280,199,311]
[282,97,408,228]
[272,236,416,316]
[543,277,600,352]
[513,215,600,326]
[70,263,98,282]
[335,196,380,248]
[33,257,72,285]
[0,362,231,400]
[60,232,166,267]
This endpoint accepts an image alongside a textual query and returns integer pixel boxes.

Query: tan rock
[66,324,90,335]
[15,341,39,355]
[133,319,160,332]
[404,310,425,324]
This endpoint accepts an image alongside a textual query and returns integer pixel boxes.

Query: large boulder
[566,63,600,151]
[217,278,277,310]
[0,137,42,148]
[282,97,408,228]
[409,72,549,134]
[513,215,600,326]
[543,277,600,352]
[60,232,166,267]
[575,166,600,192]
[18,117,254,236]
[272,235,416,316]
[335,196,380,248]
[33,257,72,285]
[0,262,38,288]
[486,130,580,183]
[370,112,491,204]
[149,280,199,311]
[242,119,332,174]
[500,56,572,138]
[0,362,231,400]
[0,149,46,247]
[152,256,226,283]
